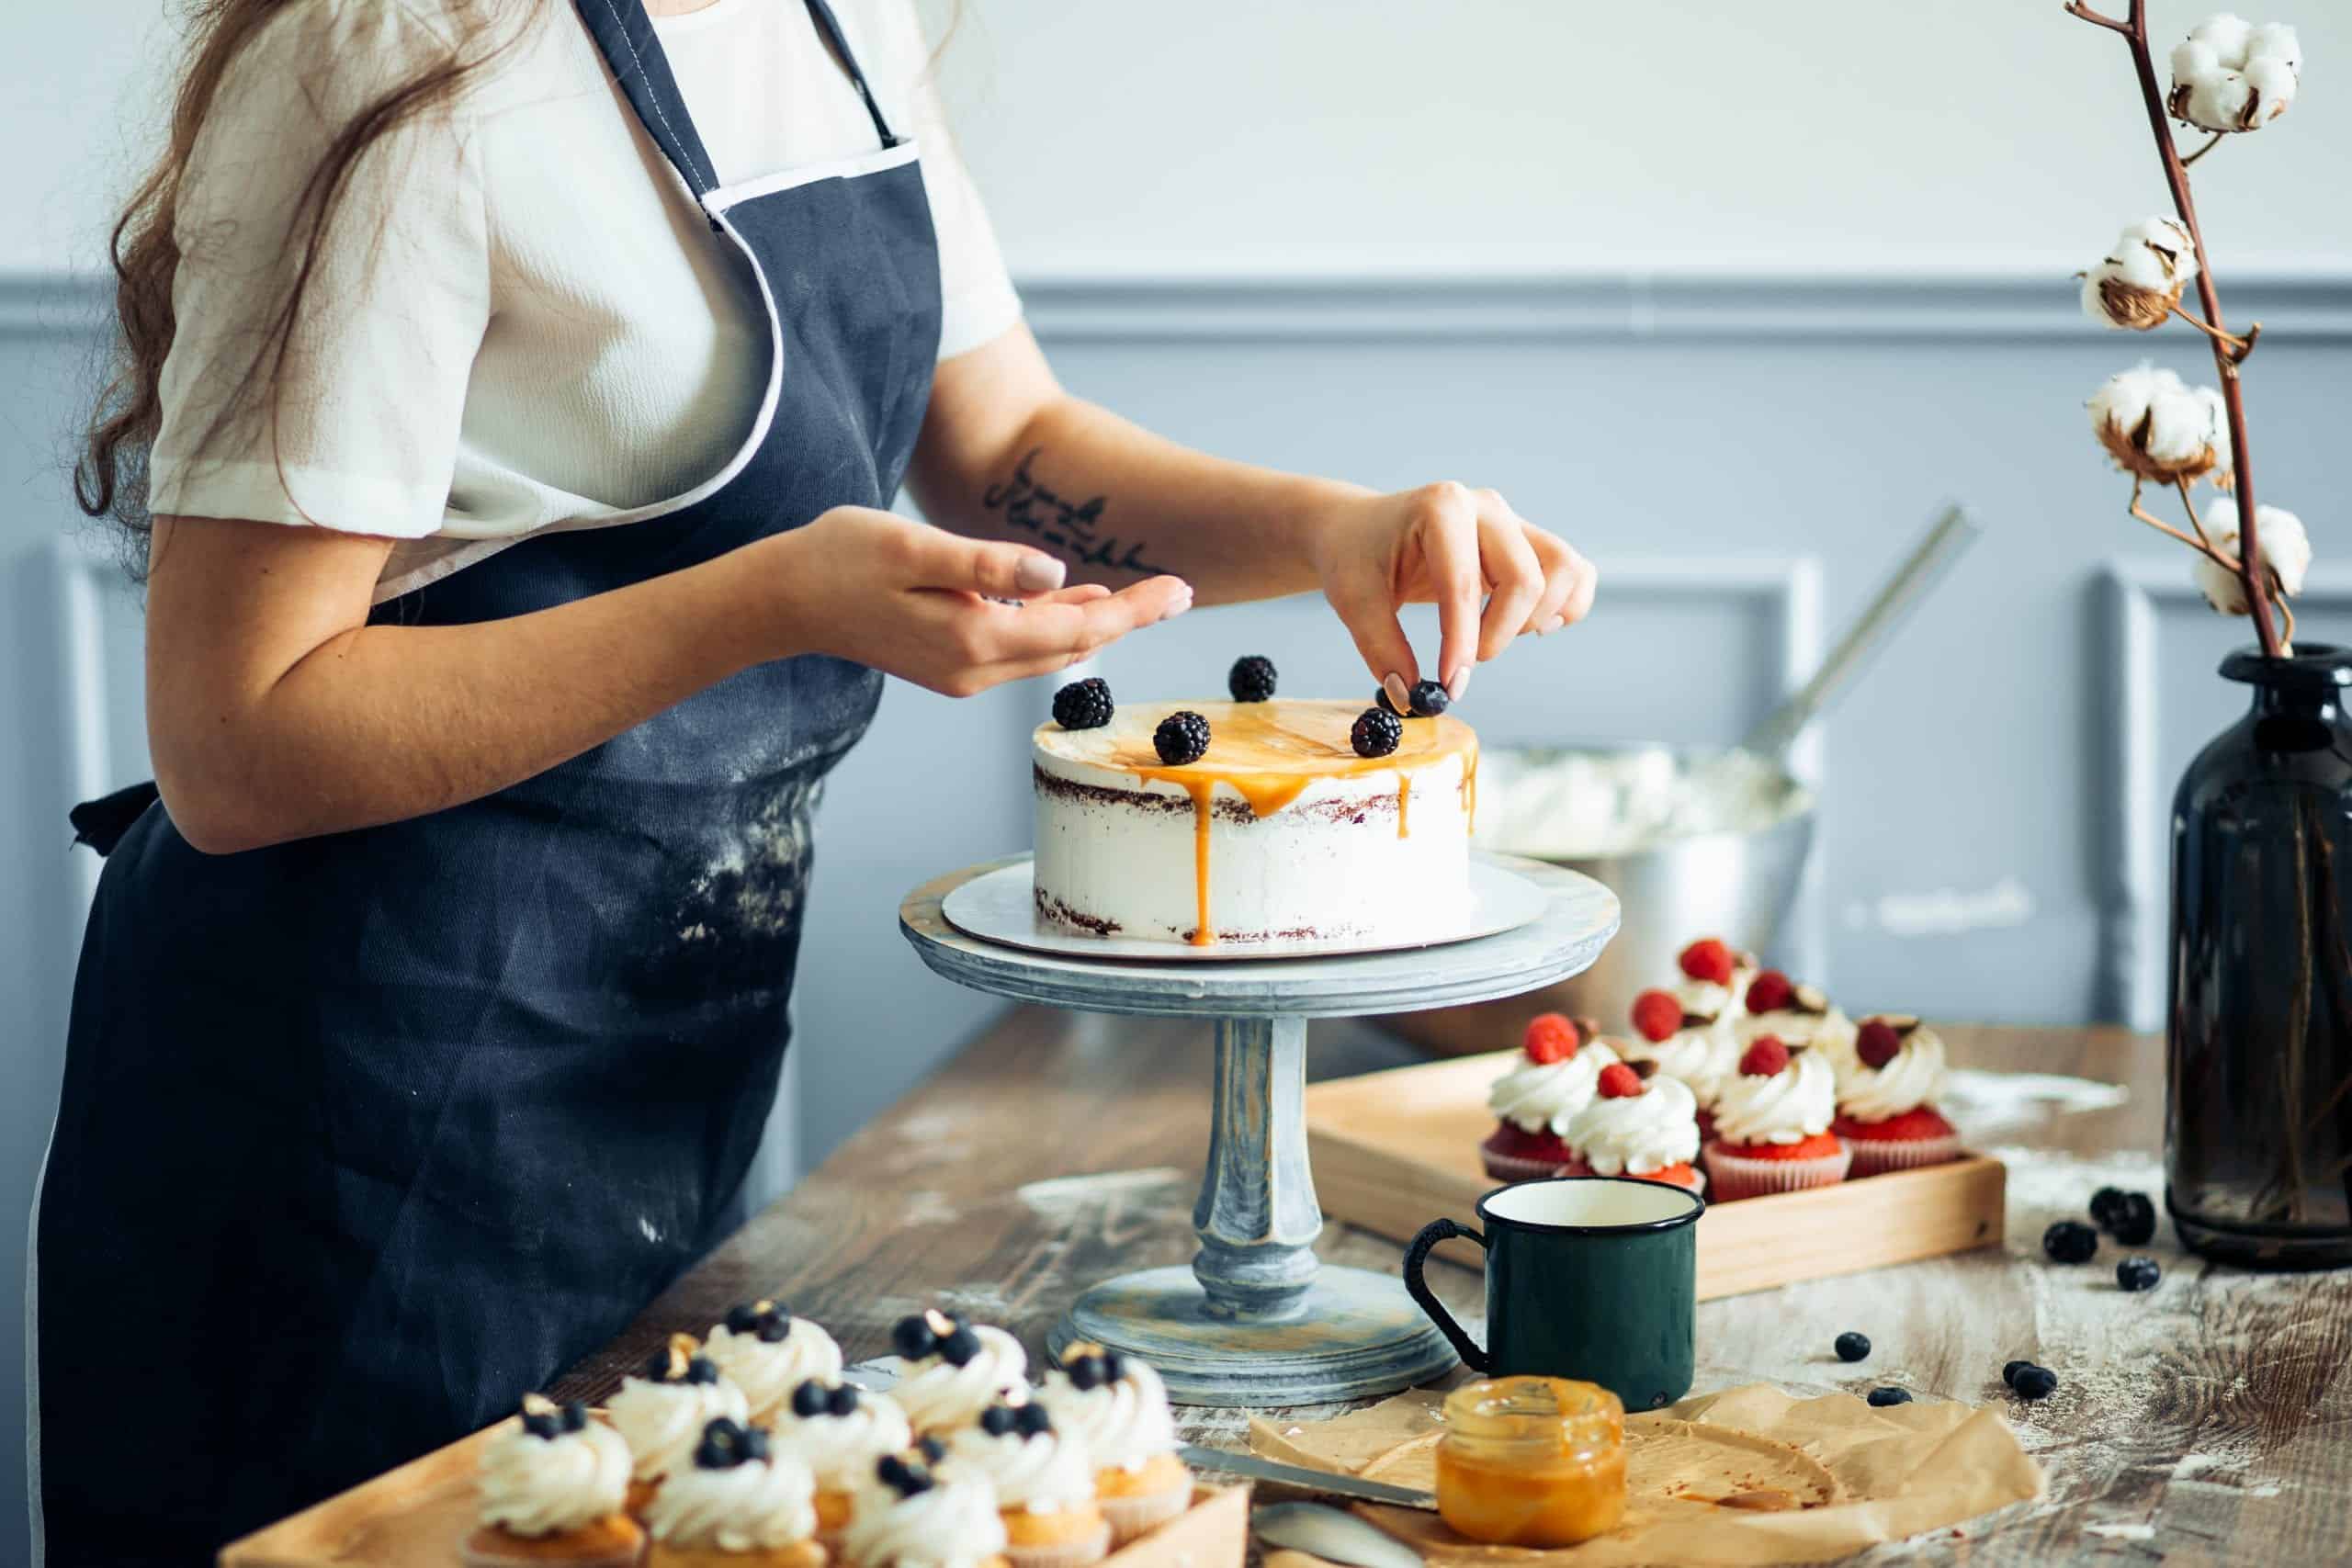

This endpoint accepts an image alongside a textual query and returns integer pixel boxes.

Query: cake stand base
[1047,1264,1458,1407]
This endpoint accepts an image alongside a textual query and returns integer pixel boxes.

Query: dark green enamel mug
[1402,1177,1702,1411]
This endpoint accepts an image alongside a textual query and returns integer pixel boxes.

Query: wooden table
[550,1010,2352,1565]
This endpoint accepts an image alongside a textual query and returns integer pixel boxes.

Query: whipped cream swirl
[1837,1022,1949,1122]
[769,1391,913,1493]
[608,1374,749,1483]
[842,1473,1009,1568]
[1711,1047,1837,1146]
[893,1325,1027,1433]
[1619,1022,1736,1108]
[703,1317,843,1424]
[1563,1073,1699,1177]
[647,1450,820,1551]
[1674,971,1748,1021]
[1487,1040,1622,1133]
[944,1423,1096,1514]
[477,1416,632,1537]
[1737,1005,1856,1066]
[1038,1358,1178,1473]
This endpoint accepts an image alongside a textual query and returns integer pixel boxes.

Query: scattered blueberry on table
[2043,1219,2099,1263]
[1866,1387,1913,1407]
[2116,1256,2162,1292]
[1835,1331,1871,1363]
[2090,1186,2158,1245]
[2002,1359,2032,1387]
[2012,1365,2059,1400]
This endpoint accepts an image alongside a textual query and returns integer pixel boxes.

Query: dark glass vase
[2167,643,2352,1269]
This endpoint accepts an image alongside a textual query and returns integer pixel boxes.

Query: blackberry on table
[1227,655,1277,703]
[2013,1364,2059,1400]
[2042,1220,2098,1264]
[2002,1359,2032,1388]
[1153,710,1211,765]
[1351,706,1404,759]
[2109,1192,2157,1246]
[1052,677,1114,730]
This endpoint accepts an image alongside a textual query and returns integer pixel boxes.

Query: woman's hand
[770,506,1192,697]
[1307,482,1596,708]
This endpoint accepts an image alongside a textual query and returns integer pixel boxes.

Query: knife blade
[1177,1446,1437,1511]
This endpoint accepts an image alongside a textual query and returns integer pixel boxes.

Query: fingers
[925,573,1191,666]
[1519,528,1578,636]
[1413,483,1485,700]
[1328,570,1419,706]
[1472,490,1544,664]
[907,528,1068,597]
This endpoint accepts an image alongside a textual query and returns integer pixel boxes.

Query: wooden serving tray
[1306,1053,2005,1298]
[220,1423,1250,1568]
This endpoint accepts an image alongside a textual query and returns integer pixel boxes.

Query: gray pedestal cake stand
[898,850,1619,1407]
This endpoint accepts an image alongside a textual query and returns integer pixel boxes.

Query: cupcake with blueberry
[842,1451,1009,1568]
[1036,1345,1189,1545]
[704,1300,843,1426]
[1734,969,1858,1066]
[889,1310,1028,1436]
[944,1403,1110,1568]
[611,1334,752,1512]
[1832,1015,1962,1177]
[1702,1035,1850,1201]
[465,1394,643,1568]
[1479,1013,1622,1182]
[1624,978,1739,1142]
[1557,1060,1705,1196]
[644,1416,828,1568]
[768,1378,912,1546]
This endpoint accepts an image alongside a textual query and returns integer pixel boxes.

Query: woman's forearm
[912,326,1367,604]
[151,522,789,853]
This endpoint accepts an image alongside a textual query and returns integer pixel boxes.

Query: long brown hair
[74,0,535,573]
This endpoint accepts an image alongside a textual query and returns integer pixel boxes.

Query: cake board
[899,850,1620,1408]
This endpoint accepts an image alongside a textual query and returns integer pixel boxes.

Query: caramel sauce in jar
[1434,1376,1627,1548]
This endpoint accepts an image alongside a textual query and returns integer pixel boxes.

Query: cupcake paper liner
[1480,1146,1574,1184]
[1845,1130,1964,1178]
[1099,1482,1192,1546]
[1005,1519,1114,1568]
[1701,1140,1851,1201]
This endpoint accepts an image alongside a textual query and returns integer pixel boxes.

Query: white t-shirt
[146,0,1022,602]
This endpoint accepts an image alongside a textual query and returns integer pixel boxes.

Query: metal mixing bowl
[1385,743,1815,1056]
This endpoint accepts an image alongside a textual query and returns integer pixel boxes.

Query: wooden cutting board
[1305,1052,2005,1298]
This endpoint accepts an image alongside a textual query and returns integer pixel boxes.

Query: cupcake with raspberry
[1833,1015,1962,1177]
[611,1336,753,1514]
[1672,936,1758,1019]
[1558,1061,1705,1196]
[1734,969,1858,1067]
[466,1394,643,1568]
[843,1451,1009,1568]
[1480,1013,1622,1182]
[888,1310,1028,1436]
[1702,1035,1850,1201]
[704,1301,843,1427]
[1036,1345,1190,1545]
[768,1378,912,1547]
[1623,980,1738,1142]
[944,1402,1111,1568]
[644,1417,827,1568]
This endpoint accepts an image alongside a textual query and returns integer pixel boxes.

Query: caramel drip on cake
[1397,773,1411,839]
[1185,779,1215,945]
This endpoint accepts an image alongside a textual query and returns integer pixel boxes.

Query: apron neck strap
[573,0,903,205]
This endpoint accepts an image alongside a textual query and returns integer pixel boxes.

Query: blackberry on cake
[1051,677,1114,731]
[1152,710,1211,765]
[1351,705,1403,758]
[1227,655,1277,703]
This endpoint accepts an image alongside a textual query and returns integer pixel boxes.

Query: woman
[40,0,1596,1557]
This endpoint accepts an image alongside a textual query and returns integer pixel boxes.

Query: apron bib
[32,2,941,1557]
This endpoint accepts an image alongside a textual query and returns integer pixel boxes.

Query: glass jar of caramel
[1434,1376,1627,1547]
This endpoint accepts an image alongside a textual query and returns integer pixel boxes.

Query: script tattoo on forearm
[981,447,1166,576]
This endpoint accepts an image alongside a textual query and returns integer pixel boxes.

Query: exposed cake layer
[1033,699,1477,945]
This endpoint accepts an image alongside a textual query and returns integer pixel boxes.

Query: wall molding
[8,267,2352,345]
[2098,558,2352,1032]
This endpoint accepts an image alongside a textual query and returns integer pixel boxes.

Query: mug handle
[1402,1218,1493,1373]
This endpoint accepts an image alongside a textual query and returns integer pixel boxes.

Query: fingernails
[1015,555,1066,593]
[1446,666,1472,702]
[1382,672,1411,712]
[1161,591,1193,623]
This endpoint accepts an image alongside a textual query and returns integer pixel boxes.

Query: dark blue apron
[34,2,941,1557]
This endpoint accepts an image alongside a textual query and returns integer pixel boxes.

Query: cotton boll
[2196,505,2312,614]
[2245,21,2301,69]
[2173,38,2222,80]
[2245,56,2297,118]
[2189,70,2257,130]
[2082,220,2199,331]
[2189,13,2254,67]
[2121,218,2198,284]
[2089,366,2164,442]
[2090,366,2231,484]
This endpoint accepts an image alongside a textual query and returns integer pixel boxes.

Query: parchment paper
[1250,1382,2044,1566]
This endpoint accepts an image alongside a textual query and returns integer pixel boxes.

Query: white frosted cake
[1032,698,1478,946]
